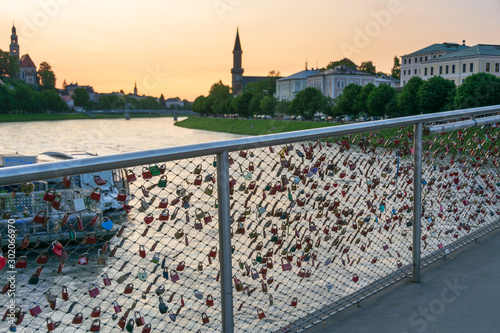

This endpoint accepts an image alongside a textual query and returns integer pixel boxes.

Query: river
[0,117,241,156]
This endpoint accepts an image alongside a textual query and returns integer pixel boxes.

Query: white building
[275,69,319,102]
[307,65,376,98]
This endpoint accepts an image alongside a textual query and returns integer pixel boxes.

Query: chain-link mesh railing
[0,106,499,333]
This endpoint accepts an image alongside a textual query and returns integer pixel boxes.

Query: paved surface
[305,227,500,333]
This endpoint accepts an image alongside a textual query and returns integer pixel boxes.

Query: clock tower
[10,23,19,61]
[231,28,244,95]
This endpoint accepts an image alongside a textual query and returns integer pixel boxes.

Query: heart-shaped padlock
[21,183,35,195]
[101,218,113,231]
[137,269,148,281]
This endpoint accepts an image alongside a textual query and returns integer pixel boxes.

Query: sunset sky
[1,0,499,101]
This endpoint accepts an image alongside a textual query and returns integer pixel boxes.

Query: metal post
[216,150,234,332]
[412,122,423,282]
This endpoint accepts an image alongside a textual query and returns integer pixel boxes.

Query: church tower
[10,23,19,60]
[231,28,244,95]
[134,81,138,96]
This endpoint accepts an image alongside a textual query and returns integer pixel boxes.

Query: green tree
[159,94,166,108]
[353,83,375,116]
[260,95,276,115]
[42,90,68,112]
[0,84,14,113]
[325,58,357,70]
[358,61,376,75]
[202,96,215,114]
[385,94,400,118]
[391,56,401,80]
[335,83,362,117]
[37,61,56,90]
[72,87,90,107]
[397,76,423,116]
[418,76,456,113]
[193,95,205,113]
[289,87,328,119]
[367,84,396,117]
[14,85,37,112]
[0,50,19,78]
[276,100,291,115]
[232,91,253,117]
[98,94,120,110]
[455,73,500,109]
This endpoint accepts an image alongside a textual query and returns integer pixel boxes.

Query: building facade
[9,23,38,85]
[275,69,319,102]
[307,65,376,98]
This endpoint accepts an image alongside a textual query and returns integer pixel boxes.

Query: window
[424,67,428,76]
[452,65,456,73]
[337,80,345,89]
[403,70,406,75]
[430,67,434,75]
[403,81,406,86]
[496,63,500,73]
[452,79,455,84]
[420,57,423,62]
[445,65,449,74]
[409,58,411,64]
[415,57,418,63]
[439,66,443,75]
[414,69,417,75]
[463,63,466,73]
[486,63,490,72]
[425,56,428,61]
[355,80,359,85]
[470,63,474,73]
[433,55,436,58]
[403,59,407,65]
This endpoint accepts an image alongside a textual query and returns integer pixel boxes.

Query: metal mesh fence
[0,114,499,333]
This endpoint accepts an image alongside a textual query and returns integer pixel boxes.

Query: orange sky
[1,0,499,101]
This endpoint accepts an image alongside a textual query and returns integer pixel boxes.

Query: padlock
[135,311,145,327]
[33,210,47,224]
[137,268,148,281]
[43,188,56,202]
[29,301,42,316]
[159,296,168,313]
[124,284,134,294]
[163,267,169,279]
[102,273,111,286]
[209,246,217,258]
[78,253,89,265]
[257,308,266,320]
[171,270,180,282]
[62,176,72,188]
[142,324,152,333]
[353,274,359,282]
[281,257,292,271]
[156,285,166,296]
[201,312,210,325]
[88,283,100,298]
[193,164,202,174]
[112,300,122,313]
[61,286,69,301]
[291,297,298,307]
[204,184,214,196]
[91,306,101,317]
[50,194,62,210]
[158,175,168,188]
[198,262,203,271]
[206,294,214,306]
[176,261,185,271]
[72,312,83,324]
[139,245,146,258]
[142,166,152,179]
[117,188,127,201]
[90,319,100,332]
[126,319,135,332]
[90,187,101,201]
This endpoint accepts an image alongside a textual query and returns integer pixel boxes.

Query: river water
[0,117,241,157]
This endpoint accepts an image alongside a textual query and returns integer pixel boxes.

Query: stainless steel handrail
[0,105,498,187]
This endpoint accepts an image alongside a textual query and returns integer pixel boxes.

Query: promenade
[306,226,500,333]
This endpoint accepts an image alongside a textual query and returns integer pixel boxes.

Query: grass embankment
[0,113,173,123]
[174,117,337,135]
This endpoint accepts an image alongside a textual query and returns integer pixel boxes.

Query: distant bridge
[91,109,197,116]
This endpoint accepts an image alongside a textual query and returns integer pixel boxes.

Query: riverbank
[174,117,337,135]
[0,113,174,123]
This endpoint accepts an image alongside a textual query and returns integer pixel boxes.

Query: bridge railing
[0,105,499,333]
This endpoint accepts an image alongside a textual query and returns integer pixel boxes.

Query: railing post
[216,150,234,332]
[412,122,423,282]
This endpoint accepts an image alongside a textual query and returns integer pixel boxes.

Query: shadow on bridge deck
[305,227,500,333]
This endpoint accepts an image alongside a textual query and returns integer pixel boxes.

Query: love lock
[88,283,100,298]
[135,311,145,327]
[137,268,148,281]
[90,187,102,201]
[113,300,122,313]
[91,306,101,317]
[124,283,134,294]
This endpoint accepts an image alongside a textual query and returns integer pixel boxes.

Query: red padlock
[113,300,122,313]
[29,302,42,316]
[176,261,185,272]
[88,283,100,298]
[91,306,101,317]
[90,187,101,201]
[78,253,89,265]
[291,297,298,307]
[89,213,99,226]
[142,324,152,333]
[90,319,100,332]
[103,273,111,286]
[93,175,106,185]
[144,213,154,224]
[204,212,212,223]
[142,167,152,179]
[15,256,27,269]
[124,284,134,294]
[33,210,47,224]
[127,170,137,182]
[201,312,210,325]
[206,294,214,306]
[353,274,359,282]
[72,312,83,324]
[257,309,266,320]
[62,176,71,188]
[135,311,145,327]
[281,258,292,271]
[194,175,202,186]
[158,198,168,208]
[43,188,56,202]
[117,188,127,201]
[51,194,61,210]
[209,246,217,258]
[61,286,69,301]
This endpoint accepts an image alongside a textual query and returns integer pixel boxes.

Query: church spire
[134,81,138,95]
[10,21,19,60]
[234,27,242,52]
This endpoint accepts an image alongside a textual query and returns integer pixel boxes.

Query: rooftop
[19,54,36,68]
[277,69,320,81]
[435,44,500,60]
[405,42,470,56]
